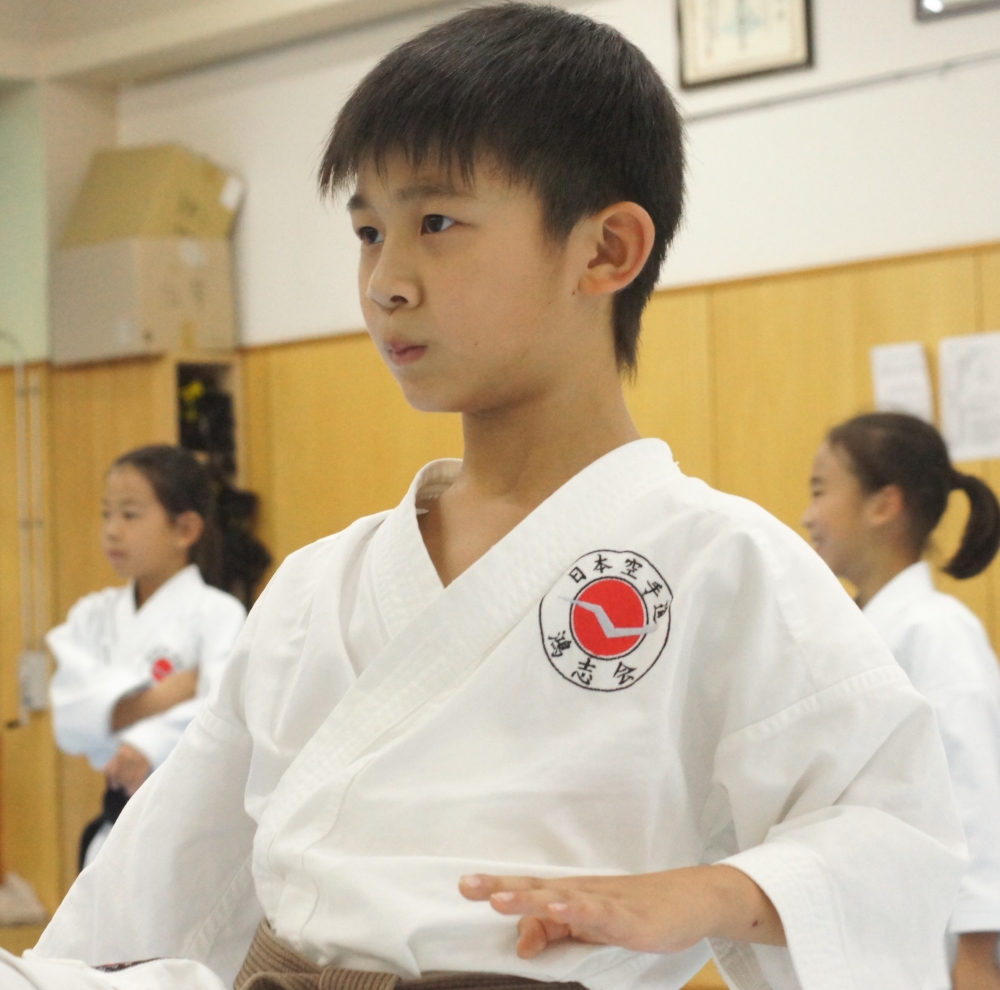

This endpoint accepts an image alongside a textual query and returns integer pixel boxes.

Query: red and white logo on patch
[150,656,175,682]
[539,550,672,692]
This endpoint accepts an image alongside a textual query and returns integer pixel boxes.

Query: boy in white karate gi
[9,5,966,990]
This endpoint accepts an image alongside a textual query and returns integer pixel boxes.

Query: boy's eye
[421,214,456,234]
[356,226,383,245]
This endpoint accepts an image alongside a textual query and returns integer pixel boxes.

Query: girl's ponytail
[828,412,1000,581]
[945,471,1000,579]
[189,512,224,589]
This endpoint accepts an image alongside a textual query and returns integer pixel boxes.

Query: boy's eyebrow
[396,182,471,202]
[346,183,472,212]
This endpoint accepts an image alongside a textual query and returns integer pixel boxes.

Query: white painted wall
[118,0,1000,347]
[0,85,48,361]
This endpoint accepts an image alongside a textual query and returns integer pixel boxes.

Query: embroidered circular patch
[151,656,175,682]
[539,550,673,692]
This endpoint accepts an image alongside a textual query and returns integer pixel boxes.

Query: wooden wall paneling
[48,356,177,895]
[0,369,22,731]
[0,366,61,915]
[711,267,859,532]
[855,252,994,634]
[240,346,277,575]
[978,247,1000,650]
[627,289,716,485]
[243,334,462,570]
[851,252,979,408]
[49,358,176,623]
[981,247,1000,330]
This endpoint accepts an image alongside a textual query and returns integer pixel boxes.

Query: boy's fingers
[516,916,571,959]
[547,895,629,943]
[487,887,567,916]
[459,875,546,900]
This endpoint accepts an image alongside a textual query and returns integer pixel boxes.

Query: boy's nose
[367,283,416,310]
[366,242,421,311]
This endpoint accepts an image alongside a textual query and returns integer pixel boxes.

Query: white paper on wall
[870,342,934,423]
[939,330,1000,462]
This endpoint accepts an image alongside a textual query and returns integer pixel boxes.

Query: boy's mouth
[386,340,428,365]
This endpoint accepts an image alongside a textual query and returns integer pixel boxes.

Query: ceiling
[0,0,449,85]
[0,0,213,44]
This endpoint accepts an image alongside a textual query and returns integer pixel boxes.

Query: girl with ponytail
[47,445,247,871]
[803,412,1000,990]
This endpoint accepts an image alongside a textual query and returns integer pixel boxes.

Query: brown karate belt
[235,920,588,990]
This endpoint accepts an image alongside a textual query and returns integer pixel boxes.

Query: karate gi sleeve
[47,598,149,769]
[117,595,247,769]
[908,617,1000,936]
[687,521,966,990]
[709,666,966,990]
[33,597,264,985]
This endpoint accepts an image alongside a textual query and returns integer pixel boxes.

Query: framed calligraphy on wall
[678,0,813,88]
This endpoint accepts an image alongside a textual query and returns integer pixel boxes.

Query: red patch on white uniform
[571,577,646,658]
[539,550,673,692]
[151,657,174,682]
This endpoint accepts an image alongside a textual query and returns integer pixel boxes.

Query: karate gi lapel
[111,565,199,668]
[255,439,681,865]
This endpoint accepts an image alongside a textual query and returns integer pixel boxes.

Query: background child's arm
[460,866,783,957]
[103,742,153,796]
[112,594,246,772]
[103,672,198,795]
[953,932,1000,990]
[110,669,198,730]
[47,596,152,766]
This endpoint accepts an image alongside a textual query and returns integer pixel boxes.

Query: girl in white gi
[4,7,967,990]
[47,445,247,869]
[803,411,1000,990]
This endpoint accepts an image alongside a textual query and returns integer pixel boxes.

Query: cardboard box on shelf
[61,144,244,248]
[51,238,235,365]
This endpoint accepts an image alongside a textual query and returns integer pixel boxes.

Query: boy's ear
[576,201,656,298]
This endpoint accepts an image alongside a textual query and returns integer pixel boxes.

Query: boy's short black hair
[319,2,685,372]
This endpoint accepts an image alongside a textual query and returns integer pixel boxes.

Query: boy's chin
[394,375,467,415]
[105,557,136,580]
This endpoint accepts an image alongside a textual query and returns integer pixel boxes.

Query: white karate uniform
[47,564,247,771]
[12,441,966,990]
[864,562,1000,990]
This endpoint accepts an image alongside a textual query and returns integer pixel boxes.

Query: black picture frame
[916,0,1000,20]
[678,0,814,89]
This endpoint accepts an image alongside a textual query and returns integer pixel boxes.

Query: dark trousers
[78,786,129,873]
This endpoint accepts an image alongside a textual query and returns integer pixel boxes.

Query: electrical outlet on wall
[19,649,50,720]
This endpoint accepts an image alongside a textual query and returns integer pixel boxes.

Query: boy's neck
[420,367,639,587]
[458,373,639,505]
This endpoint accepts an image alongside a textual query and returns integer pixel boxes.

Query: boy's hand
[104,743,152,796]
[111,668,199,730]
[459,865,784,959]
[953,933,1000,990]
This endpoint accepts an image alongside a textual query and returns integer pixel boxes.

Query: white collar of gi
[256,438,683,853]
[862,560,934,620]
[372,442,680,636]
[413,459,462,516]
[128,561,203,615]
